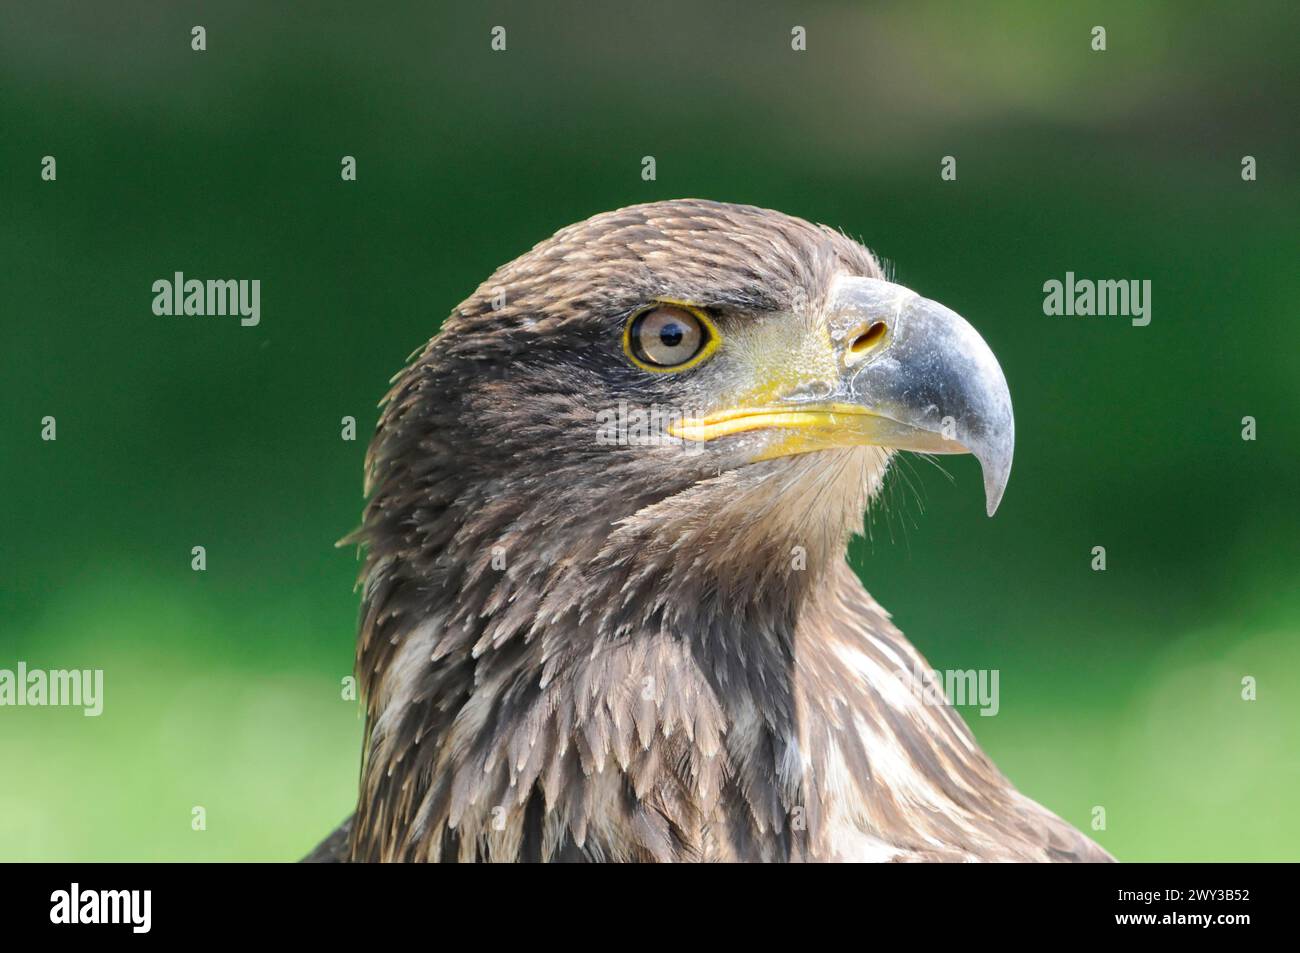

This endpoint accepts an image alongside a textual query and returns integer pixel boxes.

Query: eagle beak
[825,275,1015,516]
[672,276,1015,516]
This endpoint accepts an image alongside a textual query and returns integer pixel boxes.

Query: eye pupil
[659,324,684,348]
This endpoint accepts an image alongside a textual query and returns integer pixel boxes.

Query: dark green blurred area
[2,1,1297,860]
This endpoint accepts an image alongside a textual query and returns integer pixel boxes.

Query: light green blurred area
[0,575,362,861]
[2,1,1297,860]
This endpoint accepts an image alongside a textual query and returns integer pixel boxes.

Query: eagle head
[368,198,1011,583]
[338,199,1052,863]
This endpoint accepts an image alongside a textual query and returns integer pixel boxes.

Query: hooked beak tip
[971,424,1014,517]
[983,470,1007,517]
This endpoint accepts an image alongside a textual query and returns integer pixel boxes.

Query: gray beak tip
[984,476,1006,517]
[975,429,1014,517]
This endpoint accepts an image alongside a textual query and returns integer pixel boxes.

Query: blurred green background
[2,1,1297,861]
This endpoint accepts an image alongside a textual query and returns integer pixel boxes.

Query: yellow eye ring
[622,301,721,373]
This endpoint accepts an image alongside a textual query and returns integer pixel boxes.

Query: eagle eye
[623,304,719,372]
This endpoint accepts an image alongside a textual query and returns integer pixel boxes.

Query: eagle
[306,199,1113,863]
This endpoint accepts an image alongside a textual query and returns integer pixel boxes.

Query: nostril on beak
[846,321,888,363]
